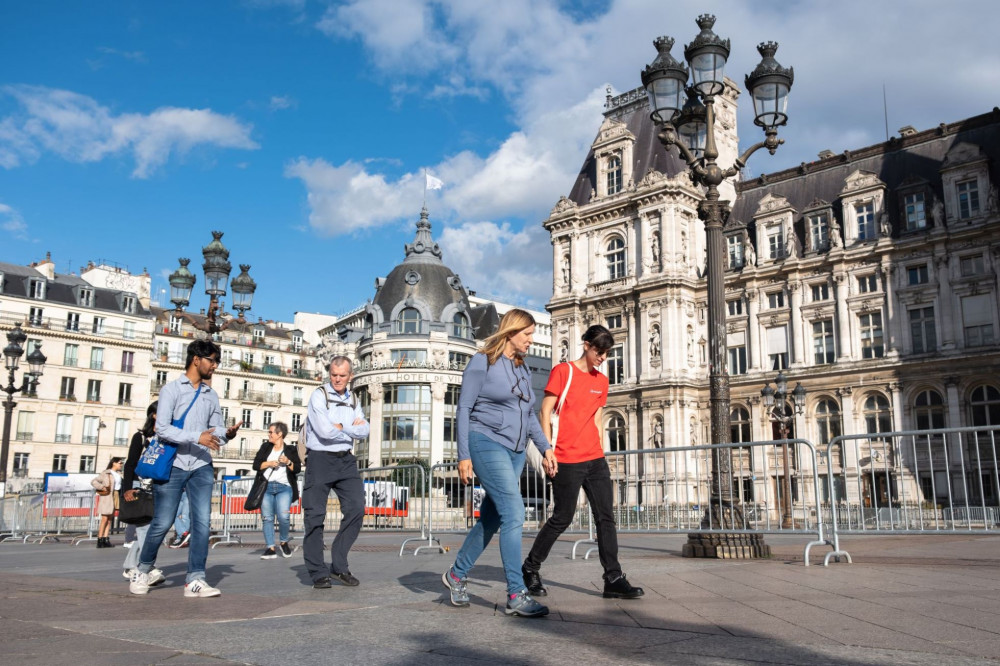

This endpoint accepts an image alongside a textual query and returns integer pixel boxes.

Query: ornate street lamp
[0,324,46,489]
[761,372,806,528]
[642,14,793,556]
[168,231,257,335]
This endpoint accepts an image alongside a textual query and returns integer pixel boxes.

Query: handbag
[118,488,155,525]
[527,362,574,474]
[91,473,111,495]
[243,474,268,511]
[135,385,203,481]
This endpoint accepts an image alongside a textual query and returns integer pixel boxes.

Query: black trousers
[301,451,364,582]
[525,457,622,580]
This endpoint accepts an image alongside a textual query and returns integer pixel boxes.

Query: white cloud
[269,95,297,111]
[438,221,553,307]
[0,85,259,178]
[0,203,29,241]
[284,157,420,235]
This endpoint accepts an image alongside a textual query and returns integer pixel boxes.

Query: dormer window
[957,179,980,219]
[291,333,303,351]
[767,226,785,260]
[855,202,876,241]
[606,156,622,195]
[808,213,829,252]
[903,192,926,231]
[169,315,182,334]
[396,307,421,334]
[122,295,136,314]
[29,279,45,300]
[452,313,470,338]
[726,235,743,269]
[80,289,94,308]
[253,327,265,342]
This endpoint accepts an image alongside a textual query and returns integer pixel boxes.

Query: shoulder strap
[555,362,574,415]
[175,384,203,428]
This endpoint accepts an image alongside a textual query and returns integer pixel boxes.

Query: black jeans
[525,457,621,580]
[302,451,365,582]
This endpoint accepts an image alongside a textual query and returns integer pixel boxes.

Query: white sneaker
[123,541,134,549]
[184,579,221,598]
[123,568,132,579]
[129,570,150,595]
[148,568,165,586]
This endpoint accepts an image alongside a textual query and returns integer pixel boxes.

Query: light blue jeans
[138,464,215,584]
[453,431,526,595]
[260,482,293,548]
[173,490,190,535]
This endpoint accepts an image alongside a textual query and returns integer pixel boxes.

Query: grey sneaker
[505,589,549,617]
[442,567,469,607]
[129,570,150,595]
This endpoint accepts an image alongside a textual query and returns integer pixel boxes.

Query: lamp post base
[681,501,772,559]
[682,532,771,559]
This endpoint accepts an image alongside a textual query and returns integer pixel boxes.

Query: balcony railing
[59,393,76,401]
[0,313,153,343]
[82,436,98,444]
[114,437,128,446]
[63,358,78,367]
[293,398,303,406]
[86,394,101,403]
[15,431,32,440]
[90,362,103,370]
[150,380,168,394]
[55,434,71,442]
[118,399,132,406]
[121,365,134,374]
[237,390,281,404]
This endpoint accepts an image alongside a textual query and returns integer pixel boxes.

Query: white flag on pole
[425,173,444,190]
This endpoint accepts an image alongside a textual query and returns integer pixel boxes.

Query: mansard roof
[730,108,1000,227]
[568,86,688,206]
[0,261,152,317]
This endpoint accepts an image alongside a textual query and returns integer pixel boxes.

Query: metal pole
[0,393,16,488]
[780,420,792,529]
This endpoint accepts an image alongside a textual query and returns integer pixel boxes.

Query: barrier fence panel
[822,425,1000,566]
[603,441,830,564]
[423,460,554,556]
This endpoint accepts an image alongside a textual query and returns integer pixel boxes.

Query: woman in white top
[251,422,302,559]
[91,457,123,548]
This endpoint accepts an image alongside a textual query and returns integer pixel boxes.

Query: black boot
[522,563,547,597]
[96,537,106,548]
[603,573,644,599]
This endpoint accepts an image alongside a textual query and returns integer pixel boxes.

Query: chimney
[898,125,917,137]
[817,150,835,160]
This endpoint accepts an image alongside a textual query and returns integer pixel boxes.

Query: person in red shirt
[522,325,644,599]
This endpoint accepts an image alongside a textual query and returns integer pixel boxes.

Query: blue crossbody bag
[135,385,203,481]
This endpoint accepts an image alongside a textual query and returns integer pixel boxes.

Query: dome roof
[370,208,471,325]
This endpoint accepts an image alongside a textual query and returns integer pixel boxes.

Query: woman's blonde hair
[481,308,536,367]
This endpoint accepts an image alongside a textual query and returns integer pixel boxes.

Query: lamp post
[761,372,806,528]
[93,420,107,472]
[168,231,257,335]
[0,324,46,490]
[641,15,793,556]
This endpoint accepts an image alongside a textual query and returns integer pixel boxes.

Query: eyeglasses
[199,356,219,366]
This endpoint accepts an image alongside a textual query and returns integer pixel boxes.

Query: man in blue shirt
[302,355,369,589]
[130,339,240,597]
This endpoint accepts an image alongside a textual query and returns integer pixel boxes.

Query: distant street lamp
[168,231,257,335]
[641,15,793,555]
[93,420,107,472]
[0,324,46,489]
[761,371,806,528]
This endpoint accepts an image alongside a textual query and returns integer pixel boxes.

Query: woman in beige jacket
[91,457,123,548]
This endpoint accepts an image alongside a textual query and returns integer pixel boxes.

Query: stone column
[789,281,804,367]
[748,289,763,372]
[834,273,852,360]
[935,256,956,349]
[429,381,446,466]
[367,379,384,467]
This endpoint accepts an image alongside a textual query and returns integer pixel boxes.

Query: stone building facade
[544,85,1000,510]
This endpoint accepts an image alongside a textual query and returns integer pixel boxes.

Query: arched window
[607,414,626,452]
[395,307,421,334]
[815,398,842,446]
[970,385,1000,426]
[606,237,625,280]
[863,394,892,435]
[452,313,470,339]
[730,407,751,443]
[913,389,945,430]
[606,156,622,195]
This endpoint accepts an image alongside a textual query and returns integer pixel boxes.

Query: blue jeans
[138,464,214,584]
[261,482,293,548]
[173,490,190,535]
[453,431,526,595]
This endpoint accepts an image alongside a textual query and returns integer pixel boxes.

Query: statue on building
[743,232,756,267]
[785,230,800,259]
[649,325,660,358]
[931,198,945,227]
[879,212,892,237]
[988,184,999,214]
[828,220,842,248]
[559,339,569,364]
[561,254,571,287]
[652,419,664,447]
[650,232,660,266]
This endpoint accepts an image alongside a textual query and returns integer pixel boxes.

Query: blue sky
[2,0,998,323]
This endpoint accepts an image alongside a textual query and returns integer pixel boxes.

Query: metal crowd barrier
[820,425,1000,566]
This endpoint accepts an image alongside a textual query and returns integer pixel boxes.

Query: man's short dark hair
[186,339,221,369]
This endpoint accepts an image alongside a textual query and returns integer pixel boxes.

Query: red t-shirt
[544,362,609,463]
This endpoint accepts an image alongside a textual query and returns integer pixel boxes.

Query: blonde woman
[442,309,557,617]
